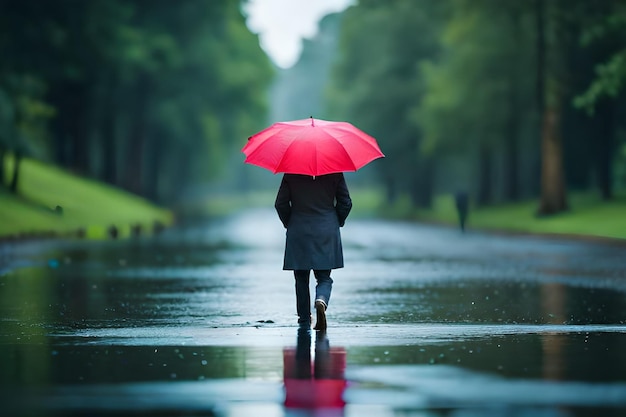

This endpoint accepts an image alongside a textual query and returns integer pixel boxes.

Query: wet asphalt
[1,208,626,416]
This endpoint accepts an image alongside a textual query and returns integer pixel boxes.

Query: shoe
[313,299,327,331]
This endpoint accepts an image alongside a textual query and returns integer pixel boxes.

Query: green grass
[415,192,626,240]
[1,157,172,239]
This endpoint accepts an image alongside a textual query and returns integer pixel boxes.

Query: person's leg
[313,269,333,306]
[294,270,311,325]
[313,269,333,330]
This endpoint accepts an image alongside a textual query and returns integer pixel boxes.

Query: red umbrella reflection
[283,329,347,410]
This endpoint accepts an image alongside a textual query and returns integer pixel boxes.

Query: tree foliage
[328,0,626,213]
[0,0,273,202]
[330,0,444,206]
[575,1,626,113]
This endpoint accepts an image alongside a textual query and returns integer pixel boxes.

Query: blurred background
[1,0,625,233]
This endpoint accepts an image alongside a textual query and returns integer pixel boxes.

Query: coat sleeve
[274,175,292,228]
[335,174,352,227]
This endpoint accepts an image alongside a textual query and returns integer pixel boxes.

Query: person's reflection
[283,328,347,413]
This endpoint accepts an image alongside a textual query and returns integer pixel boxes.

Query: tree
[574,2,626,112]
[330,0,626,216]
[0,75,53,193]
[573,0,626,200]
[418,0,537,205]
[0,0,273,203]
[535,0,569,215]
[330,0,444,207]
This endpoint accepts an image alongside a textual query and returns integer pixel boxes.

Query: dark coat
[275,173,352,271]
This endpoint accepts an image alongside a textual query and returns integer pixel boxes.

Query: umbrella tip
[310,116,314,127]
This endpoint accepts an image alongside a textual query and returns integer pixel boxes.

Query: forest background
[2,0,626,238]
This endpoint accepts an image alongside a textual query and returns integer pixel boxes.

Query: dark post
[454,191,469,233]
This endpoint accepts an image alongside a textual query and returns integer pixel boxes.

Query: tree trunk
[536,0,568,215]
[145,131,164,203]
[409,157,433,209]
[101,77,118,186]
[535,0,545,117]
[477,143,493,206]
[596,101,614,200]
[532,0,546,198]
[384,175,398,205]
[124,74,150,196]
[164,146,191,203]
[102,109,117,186]
[49,84,71,168]
[50,81,90,172]
[504,7,521,202]
[505,80,520,202]
[538,102,567,214]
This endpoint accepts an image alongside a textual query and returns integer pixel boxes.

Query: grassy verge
[411,191,626,241]
[1,157,172,239]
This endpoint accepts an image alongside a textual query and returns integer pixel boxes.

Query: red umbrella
[242,117,384,176]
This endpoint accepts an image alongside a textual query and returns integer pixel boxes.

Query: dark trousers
[294,269,333,324]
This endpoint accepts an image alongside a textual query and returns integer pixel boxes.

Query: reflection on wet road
[1,208,626,416]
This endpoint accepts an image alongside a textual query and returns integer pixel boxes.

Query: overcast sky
[243,0,354,69]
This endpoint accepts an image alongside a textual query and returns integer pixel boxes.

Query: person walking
[275,173,352,330]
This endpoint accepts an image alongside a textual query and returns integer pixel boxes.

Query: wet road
[1,208,626,416]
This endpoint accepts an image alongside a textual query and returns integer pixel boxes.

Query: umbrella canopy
[242,117,384,176]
